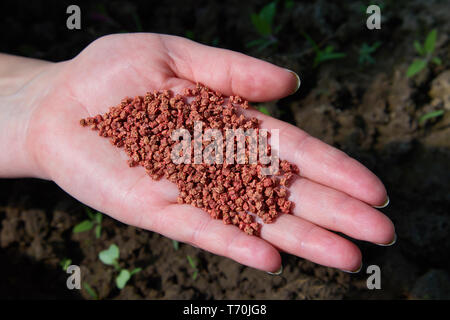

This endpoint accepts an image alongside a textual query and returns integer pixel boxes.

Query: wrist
[0,57,55,179]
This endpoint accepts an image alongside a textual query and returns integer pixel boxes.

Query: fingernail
[286,69,301,94]
[340,262,363,274]
[267,265,283,276]
[376,233,397,247]
[373,196,390,209]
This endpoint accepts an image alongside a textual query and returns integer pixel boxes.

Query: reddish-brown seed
[80,84,299,236]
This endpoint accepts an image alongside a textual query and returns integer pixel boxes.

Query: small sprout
[185,30,195,40]
[73,206,103,239]
[407,29,441,78]
[116,270,131,289]
[83,282,98,300]
[116,268,142,289]
[359,41,381,65]
[99,244,141,289]
[431,57,442,65]
[172,239,180,251]
[72,220,94,233]
[187,255,199,280]
[407,59,428,78]
[304,33,346,68]
[247,1,280,51]
[99,244,120,270]
[314,46,346,68]
[60,258,72,271]
[258,106,271,116]
[419,110,445,125]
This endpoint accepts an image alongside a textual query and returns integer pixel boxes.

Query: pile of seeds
[80,84,298,236]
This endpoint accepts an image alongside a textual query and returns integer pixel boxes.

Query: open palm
[26,34,394,273]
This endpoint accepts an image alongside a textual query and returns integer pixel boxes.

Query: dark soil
[1,0,449,299]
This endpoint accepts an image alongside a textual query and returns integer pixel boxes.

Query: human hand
[1,33,394,273]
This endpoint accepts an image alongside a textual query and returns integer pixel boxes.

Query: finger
[289,176,395,245]
[148,203,282,272]
[260,214,362,272]
[241,108,388,207]
[157,34,300,101]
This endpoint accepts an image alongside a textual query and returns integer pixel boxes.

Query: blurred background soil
[0,0,449,299]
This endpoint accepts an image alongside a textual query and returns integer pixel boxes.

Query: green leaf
[192,270,198,280]
[323,45,334,54]
[359,42,381,65]
[130,268,142,276]
[250,13,262,34]
[185,30,195,40]
[432,57,442,65]
[60,258,72,271]
[419,110,444,124]
[258,106,271,115]
[406,59,427,77]
[251,2,276,36]
[259,2,276,31]
[94,212,103,224]
[324,52,347,60]
[246,38,269,48]
[303,33,319,52]
[172,239,179,250]
[99,244,119,265]
[251,14,270,36]
[83,282,98,300]
[256,39,277,52]
[372,41,382,50]
[314,47,346,67]
[414,40,424,55]
[424,29,437,54]
[95,224,102,239]
[73,220,94,233]
[116,270,131,289]
[187,255,197,269]
[85,207,95,220]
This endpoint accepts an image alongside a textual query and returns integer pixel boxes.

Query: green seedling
[73,206,103,239]
[247,1,280,51]
[304,33,346,68]
[258,106,271,115]
[60,258,72,271]
[172,239,180,251]
[185,30,195,40]
[419,110,445,125]
[83,282,98,300]
[99,244,142,289]
[359,41,381,65]
[407,29,441,78]
[187,255,199,280]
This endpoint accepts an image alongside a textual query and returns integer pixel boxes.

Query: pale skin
[0,33,395,273]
